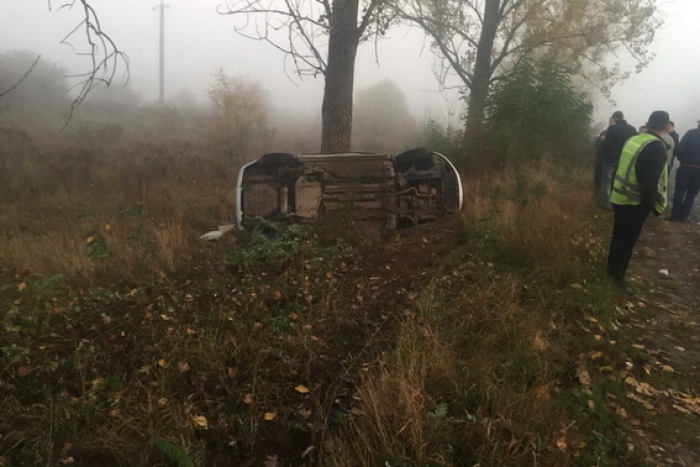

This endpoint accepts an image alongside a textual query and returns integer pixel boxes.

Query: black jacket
[676,128,700,167]
[634,132,668,209]
[602,119,638,164]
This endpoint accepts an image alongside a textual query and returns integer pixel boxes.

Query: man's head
[646,111,671,134]
[611,111,625,123]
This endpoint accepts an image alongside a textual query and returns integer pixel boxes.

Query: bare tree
[394,0,662,142]
[219,0,394,152]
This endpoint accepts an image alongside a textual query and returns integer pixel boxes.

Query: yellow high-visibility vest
[611,133,668,213]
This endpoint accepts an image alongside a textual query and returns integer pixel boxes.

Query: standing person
[607,110,671,292]
[668,120,700,222]
[600,111,637,210]
[668,121,681,168]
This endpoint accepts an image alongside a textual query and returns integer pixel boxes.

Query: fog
[1,0,699,134]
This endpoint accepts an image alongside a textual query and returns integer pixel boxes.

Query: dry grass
[1,139,639,466]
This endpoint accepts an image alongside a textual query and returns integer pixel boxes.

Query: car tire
[260,152,299,167]
[395,147,432,172]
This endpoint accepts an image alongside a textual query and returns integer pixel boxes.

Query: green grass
[2,146,699,466]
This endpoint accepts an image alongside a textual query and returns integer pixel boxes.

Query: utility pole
[155,0,168,106]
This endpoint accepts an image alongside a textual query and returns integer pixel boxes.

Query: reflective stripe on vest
[611,133,668,212]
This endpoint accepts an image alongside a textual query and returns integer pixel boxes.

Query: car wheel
[260,152,299,167]
[395,147,432,172]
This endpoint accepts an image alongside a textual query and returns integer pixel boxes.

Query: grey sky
[0,0,698,132]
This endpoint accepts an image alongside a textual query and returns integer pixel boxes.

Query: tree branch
[0,55,42,99]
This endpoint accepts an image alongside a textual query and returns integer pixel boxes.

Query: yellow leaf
[533,335,547,350]
[263,412,276,421]
[661,365,674,372]
[105,224,112,231]
[86,236,95,244]
[243,394,253,404]
[590,351,603,359]
[157,359,166,368]
[192,415,208,429]
[186,328,196,335]
[295,385,310,394]
[17,282,27,292]
[226,367,239,379]
[535,385,550,400]
[556,436,568,451]
[178,361,191,373]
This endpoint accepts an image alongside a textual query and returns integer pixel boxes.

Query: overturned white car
[236,147,463,230]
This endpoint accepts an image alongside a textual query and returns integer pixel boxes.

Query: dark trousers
[670,166,700,221]
[607,203,652,282]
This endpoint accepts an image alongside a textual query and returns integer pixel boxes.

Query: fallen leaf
[157,359,166,368]
[178,361,191,373]
[263,455,280,467]
[263,412,276,420]
[590,351,603,359]
[186,328,196,335]
[556,436,568,451]
[295,385,310,394]
[661,365,674,372]
[577,367,591,387]
[533,334,547,350]
[243,394,253,404]
[658,269,669,276]
[226,367,239,379]
[535,385,550,400]
[192,415,208,429]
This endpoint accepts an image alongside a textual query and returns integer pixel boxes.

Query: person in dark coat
[607,110,671,293]
[599,111,638,210]
[668,121,681,168]
[668,121,700,222]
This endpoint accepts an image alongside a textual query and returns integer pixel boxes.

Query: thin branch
[0,55,42,99]
[51,0,130,126]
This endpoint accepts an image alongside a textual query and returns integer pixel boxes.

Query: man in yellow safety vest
[607,110,671,293]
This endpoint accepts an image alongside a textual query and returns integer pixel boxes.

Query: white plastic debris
[200,224,234,241]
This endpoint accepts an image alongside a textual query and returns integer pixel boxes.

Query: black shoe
[611,277,634,295]
[665,216,680,222]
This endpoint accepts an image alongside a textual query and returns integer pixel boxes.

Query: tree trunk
[320,0,360,152]
[463,0,501,145]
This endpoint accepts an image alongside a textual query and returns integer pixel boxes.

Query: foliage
[484,57,593,161]
[0,51,69,128]
[416,119,461,157]
[154,438,195,467]
[207,69,269,157]
[353,80,417,151]
[3,128,700,466]
[394,0,662,134]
